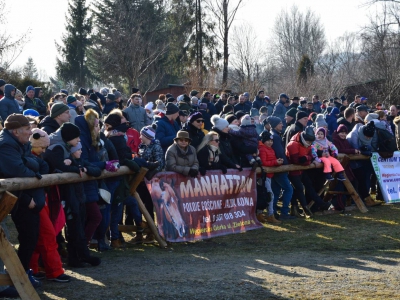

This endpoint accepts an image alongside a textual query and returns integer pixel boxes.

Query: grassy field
[4,202,400,300]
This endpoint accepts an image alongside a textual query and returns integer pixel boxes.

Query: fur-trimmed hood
[394,116,400,125]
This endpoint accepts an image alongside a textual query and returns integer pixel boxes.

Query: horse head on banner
[150,177,186,238]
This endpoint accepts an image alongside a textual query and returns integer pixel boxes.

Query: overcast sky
[5,0,374,79]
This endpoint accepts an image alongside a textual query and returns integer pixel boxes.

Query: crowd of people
[0,78,399,298]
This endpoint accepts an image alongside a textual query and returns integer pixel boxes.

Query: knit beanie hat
[29,128,50,148]
[0,79,6,87]
[104,113,121,129]
[67,95,77,104]
[267,116,282,129]
[140,125,156,140]
[225,114,237,124]
[145,102,154,110]
[71,142,82,153]
[189,111,203,123]
[60,89,69,95]
[316,127,326,138]
[285,108,297,119]
[60,122,81,142]
[240,114,252,126]
[363,121,376,137]
[190,90,199,97]
[155,100,166,111]
[50,103,69,118]
[315,114,328,128]
[296,111,308,121]
[79,87,87,95]
[337,124,348,134]
[114,91,122,99]
[260,131,273,143]
[107,93,115,101]
[235,110,246,121]
[167,97,176,103]
[25,85,35,93]
[301,126,316,142]
[89,93,98,101]
[364,113,379,123]
[23,109,40,117]
[183,94,191,103]
[166,103,179,115]
[211,115,229,131]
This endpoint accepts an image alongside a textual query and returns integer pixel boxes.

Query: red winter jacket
[126,128,140,154]
[258,141,279,178]
[286,132,313,176]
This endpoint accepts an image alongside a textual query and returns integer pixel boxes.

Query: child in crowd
[229,114,261,170]
[311,127,346,181]
[258,131,282,224]
[376,110,393,135]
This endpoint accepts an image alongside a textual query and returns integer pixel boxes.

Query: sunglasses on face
[195,119,204,123]
[212,139,220,143]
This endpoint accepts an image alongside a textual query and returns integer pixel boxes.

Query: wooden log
[0,192,18,223]
[341,173,368,213]
[0,154,371,193]
[128,168,168,248]
[0,227,40,300]
[0,274,13,286]
[133,191,167,248]
[0,166,135,193]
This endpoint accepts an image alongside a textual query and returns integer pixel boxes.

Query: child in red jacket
[258,131,282,224]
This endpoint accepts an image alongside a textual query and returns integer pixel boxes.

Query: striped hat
[140,125,156,140]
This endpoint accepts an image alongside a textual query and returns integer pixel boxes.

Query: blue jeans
[94,179,120,242]
[271,172,293,216]
[110,196,142,240]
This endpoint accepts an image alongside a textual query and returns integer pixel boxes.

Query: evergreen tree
[166,0,219,79]
[22,57,38,79]
[56,0,92,87]
[89,0,168,91]
[297,54,314,86]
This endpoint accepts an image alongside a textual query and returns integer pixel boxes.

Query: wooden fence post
[129,168,168,248]
[0,192,40,300]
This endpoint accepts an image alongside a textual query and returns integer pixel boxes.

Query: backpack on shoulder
[376,128,397,158]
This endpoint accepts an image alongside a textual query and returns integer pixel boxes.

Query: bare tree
[229,24,273,94]
[0,0,29,70]
[205,0,244,87]
[272,5,326,75]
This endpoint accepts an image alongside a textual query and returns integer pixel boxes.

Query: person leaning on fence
[0,114,48,288]
[267,116,294,220]
[346,121,381,207]
[165,130,199,177]
[258,131,282,224]
[286,127,332,217]
[27,128,71,283]
[43,123,103,264]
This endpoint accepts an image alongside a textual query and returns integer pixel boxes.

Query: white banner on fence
[371,151,400,203]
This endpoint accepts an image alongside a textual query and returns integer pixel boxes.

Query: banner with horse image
[371,151,400,203]
[146,169,263,242]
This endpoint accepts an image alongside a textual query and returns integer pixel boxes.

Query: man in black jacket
[0,114,48,288]
[39,103,70,134]
[23,86,46,115]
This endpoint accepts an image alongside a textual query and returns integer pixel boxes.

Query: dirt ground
[5,203,400,300]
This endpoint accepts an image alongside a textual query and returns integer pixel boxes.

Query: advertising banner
[146,169,263,242]
[371,151,400,203]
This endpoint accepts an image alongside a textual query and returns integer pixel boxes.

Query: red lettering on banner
[146,170,262,242]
